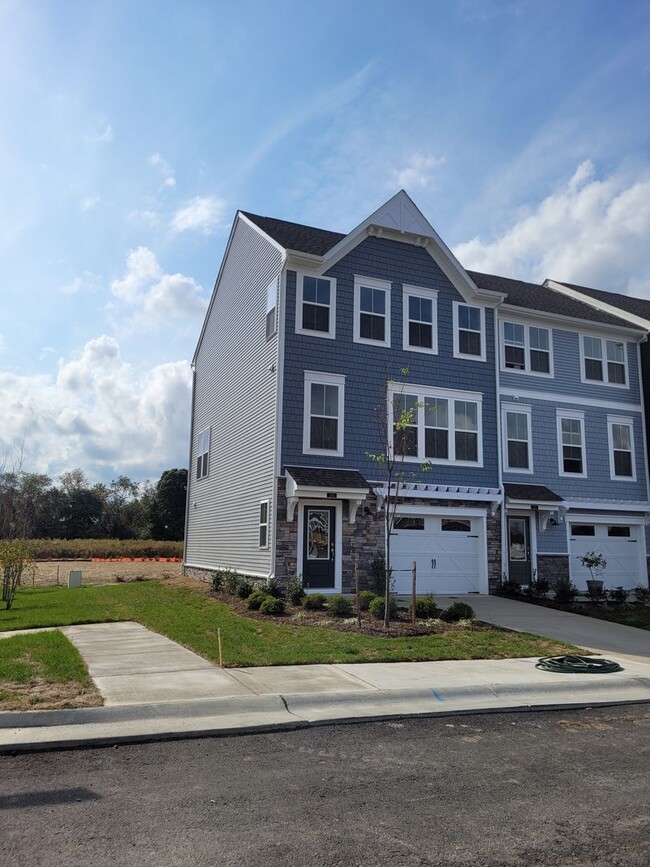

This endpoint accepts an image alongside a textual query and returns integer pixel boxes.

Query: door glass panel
[307,510,330,559]
[508,518,527,561]
[570,524,595,536]
[607,525,631,538]
[441,519,471,532]
[394,516,425,530]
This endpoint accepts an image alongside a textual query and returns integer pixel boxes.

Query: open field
[26,559,183,587]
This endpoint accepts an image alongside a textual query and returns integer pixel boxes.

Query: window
[608,416,635,480]
[196,428,210,480]
[354,276,391,346]
[391,384,482,465]
[502,406,532,472]
[394,516,425,530]
[502,321,552,375]
[403,286,437,353]
[557,411,586,476]
[303,371,345,456]
[441,518,471,532]
[582,336,627,386]
[570,524,595,536]
[453,303,485,360]
[296,275,335,338]
[265,280,277,339]
[258,501,269,548]
[608,525,631,538]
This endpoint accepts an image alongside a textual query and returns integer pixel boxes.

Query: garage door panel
[569,524,642,590]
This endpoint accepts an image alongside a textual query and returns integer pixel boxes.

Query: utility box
[68,570,82,588]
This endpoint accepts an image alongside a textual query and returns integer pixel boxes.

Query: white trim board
[498,387,643,413]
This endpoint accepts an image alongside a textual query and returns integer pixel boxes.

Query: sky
[1,0,649,484]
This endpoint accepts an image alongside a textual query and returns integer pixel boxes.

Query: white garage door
[569,522,644,590]
[391,514,484,595]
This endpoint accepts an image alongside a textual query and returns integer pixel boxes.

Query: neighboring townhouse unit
[183,191,650,595]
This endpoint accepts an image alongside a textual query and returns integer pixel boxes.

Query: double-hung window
[266,280,277,340]
[557,411,586,477]
[608,416,635,480]
[453,302,485,361]
[196,427,210,480]
[258,501,269,548]
[502,321,552,375]
[303,371,345,456]
[391,385,482,465]
[582,336,627,386]
[502,405,532,472]
[296,275,335,338]
[403,286,437,353]
[354,276,391,347]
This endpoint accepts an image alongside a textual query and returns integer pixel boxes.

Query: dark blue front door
[303,506,336,589]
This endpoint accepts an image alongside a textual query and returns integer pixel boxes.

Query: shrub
[369,595,397,620]
[259,596,286,616]
[608,585,628,605]
[586,582,607,604]
[495,577,522,598]
[358,590,377,611]
[247,589,268,610]
[440,601,475,622]
[408,595,438,619]
[264,576,284,598]
[286,576,305,606]
[633,584,650,604]
[328,594,353,617]
[302,593,328,610]
[369,555,393,596]
[220,569,241,595]
[211,572,223,593]
[237,580,254,599]
[530,575,550,599]
[1,539,34,610]
[553,576,578,604]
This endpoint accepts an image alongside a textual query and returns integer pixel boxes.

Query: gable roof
[548,280,650,328]
[240,212,344,256]
[469,271,642,330]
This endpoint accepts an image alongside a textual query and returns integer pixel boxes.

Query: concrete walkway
[1,617,649,753]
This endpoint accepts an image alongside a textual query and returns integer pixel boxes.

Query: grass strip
[0,583,577,667]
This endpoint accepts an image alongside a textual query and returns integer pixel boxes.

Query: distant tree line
[0,467,187,541]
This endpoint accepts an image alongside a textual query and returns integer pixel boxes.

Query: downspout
[494,305,506,589]
[270,254,288,580]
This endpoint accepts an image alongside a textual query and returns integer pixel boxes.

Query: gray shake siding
[184,218,284,577]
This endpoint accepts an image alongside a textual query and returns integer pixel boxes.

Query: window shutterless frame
[402,285,438,354]
[500,320,553,377]
[303,370,345,457]
[295,274,336,339]
[580,334,628,387]
[196,427,210,480]
[452,302,486,362]
[501,404,533,473]
[258,500,270,548]
[607,415,636,481]
[556,410,586,478]
[353,275,391,347]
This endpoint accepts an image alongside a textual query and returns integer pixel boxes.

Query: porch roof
[504,483,563,505]
[285,466,369,490]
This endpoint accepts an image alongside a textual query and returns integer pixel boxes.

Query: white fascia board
[285,250,325,270]
[506,499,563,508]
[563,501,650,513]
[499,302,645,340]
[545,280,650,332]
[238,212,287,255]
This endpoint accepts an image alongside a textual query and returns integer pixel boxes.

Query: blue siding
[282,236,499,486]
[500,324,642,403]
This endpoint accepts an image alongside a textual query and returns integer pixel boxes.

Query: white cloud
[128,208,162,228]
[0,334,5,353]
[60,271,101,296]
[110,246,207,323]
[170,195,227,236]
[149,153,176,189]
[454,161,650,295]
[85,122,114,144]
[394,153,446,190]
[0,337,192,481]
[80,195,100,211]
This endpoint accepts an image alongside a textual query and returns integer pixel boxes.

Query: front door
[303,506,336,589]
[508,516,531,585]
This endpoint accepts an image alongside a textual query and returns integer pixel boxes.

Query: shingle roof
[285,466,369,490]
[559,281,650,323]
[468,271,640,329]
[241,212,344,256]
[504,483,563,503]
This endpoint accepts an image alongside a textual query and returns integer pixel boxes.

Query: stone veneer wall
[536,554,569,585]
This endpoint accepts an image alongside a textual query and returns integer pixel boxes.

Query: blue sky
[1,0,649,483]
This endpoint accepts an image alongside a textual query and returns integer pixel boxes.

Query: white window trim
[258,500,270,549]
[303,370,345,457]
[556,409,587,478]
[388,382,483,467]
[501,403,533,474]
[500,319,554,378]
[353,275,391,348]
[579,333,629,389]
[196,427,210,480]
[607,415,636,482]
[453,301,486,362]
[295,273,336,340]
[402,284,438,355]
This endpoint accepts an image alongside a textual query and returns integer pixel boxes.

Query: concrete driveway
[438,595,650,664]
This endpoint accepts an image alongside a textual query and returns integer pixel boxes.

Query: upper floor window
[502,321,552,375]
[453,302,485,361]
[403,285,438,354]
[608,416,635,480]
[266,280,277,340]
[502,405,532,472]
[303,371,345,456]
[259,501,269,548]
[354,276,391,347]
[582,336,627,386]
[196,427,210,480]
[296,275,335,339]
[391,384,482,466]
[557,411,586,477]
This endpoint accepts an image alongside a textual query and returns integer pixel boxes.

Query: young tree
[0,539,33,610]
[148,469,188,540]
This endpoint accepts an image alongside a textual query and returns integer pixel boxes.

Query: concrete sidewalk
[1,620,649,753]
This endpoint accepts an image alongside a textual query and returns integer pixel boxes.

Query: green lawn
[575,604,650,631]
[0,630,101,710]
[0,582,576,667]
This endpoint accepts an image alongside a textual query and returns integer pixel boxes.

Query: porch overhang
[371,483,503,517]
[504,483,564,532]
[284,467,370,524]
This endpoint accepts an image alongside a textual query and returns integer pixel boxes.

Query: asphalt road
[1,706,649,866]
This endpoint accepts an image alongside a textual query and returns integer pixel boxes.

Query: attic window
[266,280,277,340]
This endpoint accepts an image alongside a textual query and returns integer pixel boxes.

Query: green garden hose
[536,655,623,674]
